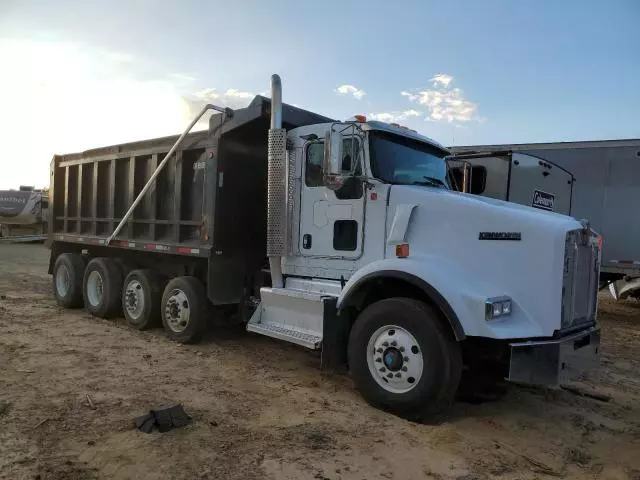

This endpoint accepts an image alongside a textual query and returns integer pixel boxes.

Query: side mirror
[323,129,344,190]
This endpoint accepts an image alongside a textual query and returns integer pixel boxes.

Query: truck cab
[249,77,601,419]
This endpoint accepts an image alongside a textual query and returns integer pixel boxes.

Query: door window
[304,138,363,199]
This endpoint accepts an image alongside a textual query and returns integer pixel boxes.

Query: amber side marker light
[396,243,410,258]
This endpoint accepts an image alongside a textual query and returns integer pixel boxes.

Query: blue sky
[0,0,638,188]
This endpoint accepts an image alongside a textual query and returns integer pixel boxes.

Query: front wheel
[348,297,462,421]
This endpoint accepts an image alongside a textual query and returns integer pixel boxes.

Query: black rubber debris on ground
[135,404,191,433]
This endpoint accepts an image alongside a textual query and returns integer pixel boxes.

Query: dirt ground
[0,244,638,480]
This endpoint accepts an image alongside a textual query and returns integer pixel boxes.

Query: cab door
[298,137,365,258]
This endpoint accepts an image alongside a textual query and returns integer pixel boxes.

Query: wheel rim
[165,289,190,333]
[55,264,71,297]
[124,279,145,321]
[86,270,104,307]
[366,325,423,394]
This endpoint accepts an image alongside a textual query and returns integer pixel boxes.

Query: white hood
[386,185,581,338]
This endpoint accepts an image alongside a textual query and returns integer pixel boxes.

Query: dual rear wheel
[52,254,208,343]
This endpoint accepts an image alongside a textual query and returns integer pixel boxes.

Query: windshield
[369,131,449,188]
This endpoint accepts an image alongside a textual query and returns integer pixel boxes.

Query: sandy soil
[0,243,638,480]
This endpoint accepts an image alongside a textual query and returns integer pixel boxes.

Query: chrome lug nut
[379,367,386,372]
[395,373,402,378]
[390,340,397,347]
[402,366,408,372]
[387,372,393,378]
[403,356,409,362]
[375,357,382,363]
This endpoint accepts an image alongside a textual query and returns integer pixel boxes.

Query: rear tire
[122,269,164,330]
[161,276,209,343]
[83,257,123,318]
[52,253,85,308]
[348,297,462,422]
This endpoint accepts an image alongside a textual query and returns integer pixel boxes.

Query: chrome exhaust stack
[267,74,286,288]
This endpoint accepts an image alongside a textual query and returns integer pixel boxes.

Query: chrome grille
[562,229,599,329]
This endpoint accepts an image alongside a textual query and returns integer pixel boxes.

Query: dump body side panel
[49,130,216,253]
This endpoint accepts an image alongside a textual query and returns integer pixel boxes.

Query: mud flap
[320,297,349,372]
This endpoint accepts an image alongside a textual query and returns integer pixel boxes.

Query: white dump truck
[48,75,601,419]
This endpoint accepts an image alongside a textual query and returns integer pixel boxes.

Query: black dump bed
[49,96,333,263]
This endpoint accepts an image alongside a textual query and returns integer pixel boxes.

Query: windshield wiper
[413,176,447,188]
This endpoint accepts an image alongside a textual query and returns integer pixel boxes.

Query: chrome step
[247,287,328,350]
[246,322,322,349]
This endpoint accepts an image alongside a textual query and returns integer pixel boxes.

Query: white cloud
[401,91,419,102]
[168,73,197,85]
[403,109,422,117]
[335,84,366,100]
[190,87,255,111]
[369,109,424,123]
[430,73,453,88]
[402,74,481,123]
[101,51,134,63]
[223,88,254,101]
[368,112,396,123]
[0,38,256,190]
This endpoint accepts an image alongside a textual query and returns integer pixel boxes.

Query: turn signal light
[396,243,409,258]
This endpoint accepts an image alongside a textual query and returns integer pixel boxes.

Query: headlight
[485,296,512,321]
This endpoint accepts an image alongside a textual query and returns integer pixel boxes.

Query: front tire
[52,253,85,308]
[348,297,462,421]
[161,276,209,343]
[83,257,123,318]
[122,269,164,330]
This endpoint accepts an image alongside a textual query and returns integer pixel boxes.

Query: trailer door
[508,153,573,215]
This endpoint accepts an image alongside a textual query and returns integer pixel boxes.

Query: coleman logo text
[532,190,555,211]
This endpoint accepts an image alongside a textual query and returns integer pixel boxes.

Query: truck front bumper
[508,326,600,386]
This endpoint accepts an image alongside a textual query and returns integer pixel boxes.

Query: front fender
[339,256,551,340]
